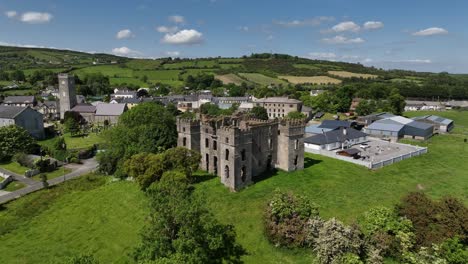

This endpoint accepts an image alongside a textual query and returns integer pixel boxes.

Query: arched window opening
[183,137,187,147]
[205,138,209,148]
[225,165,230,178]
[295,139,299,150]
[241,149,246,161]
[225,149,229,161]
[241,166,246,182]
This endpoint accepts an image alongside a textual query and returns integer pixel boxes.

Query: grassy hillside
[2,46,436,90]
[0,175,147,264]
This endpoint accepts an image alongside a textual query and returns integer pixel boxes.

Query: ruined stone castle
[177,114,305,191]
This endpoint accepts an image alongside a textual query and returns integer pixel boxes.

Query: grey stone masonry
[58,73,77,119]
[177,114,305,191]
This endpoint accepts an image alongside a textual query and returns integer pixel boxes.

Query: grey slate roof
[304,128,367,145]
[95,103,127,116]
[367,120,404,132]
[71,104,97,113]
[412,115,453,125]
[255,97,301,104]
[0,105,27,119]
[3,96,36,104]
[318,120,352,130]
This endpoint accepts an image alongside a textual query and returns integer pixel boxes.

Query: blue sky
[0,0,467,73]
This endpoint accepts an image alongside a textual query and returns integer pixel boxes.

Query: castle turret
[217,125,253,191]
[177,117,201,152]
[276,119,305,171]
[58,73,77,119]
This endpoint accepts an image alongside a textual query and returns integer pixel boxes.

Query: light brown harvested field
[215,73,246,85]
[328,71,378,79]
[279,75,342,85]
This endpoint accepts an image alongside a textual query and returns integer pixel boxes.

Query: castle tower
[217,126,253,191]
[276,119,305,171]
[176,117,201,152]
[58,73,77,119]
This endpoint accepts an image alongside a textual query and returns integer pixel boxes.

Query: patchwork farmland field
[215,73,248,85]
[238,73,287,86]
[328,71,378,79]
[279,75,342,84]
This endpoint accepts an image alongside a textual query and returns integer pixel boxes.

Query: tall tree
[133,180,245,263]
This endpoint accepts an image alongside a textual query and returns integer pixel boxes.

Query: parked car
[360,143,370,150]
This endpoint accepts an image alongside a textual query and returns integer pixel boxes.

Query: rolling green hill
[0,46,434,88]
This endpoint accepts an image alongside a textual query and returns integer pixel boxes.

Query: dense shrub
[13,152,34,168]
[264,191,319,248]
[397,192,468,247]
[358,206,414,259]
[314,218,363,264]
[439,237,468,264]
[0,125,36,161]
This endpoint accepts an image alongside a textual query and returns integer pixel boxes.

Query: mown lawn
[3,181,26,192]
[0,161,28,175]
[195,112,468,263]
[0,175,147,264]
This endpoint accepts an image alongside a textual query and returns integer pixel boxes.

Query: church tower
[58,73,77,119]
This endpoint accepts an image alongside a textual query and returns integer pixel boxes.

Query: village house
[0,105,45,139]
[94,103,128,124]
[2,96,37,107]
[304,127,368,151]
[254,97,303,119]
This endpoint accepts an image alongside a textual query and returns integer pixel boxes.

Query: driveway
[0,158,99,204]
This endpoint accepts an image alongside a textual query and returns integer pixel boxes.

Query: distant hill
[0,46,439,88]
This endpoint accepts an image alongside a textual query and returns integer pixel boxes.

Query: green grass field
[0,175,147,264]
[0,112,466,263]
[39,133,103,150]
[3,181,26,192]
[195,128,468,262]
[0,161,28,175]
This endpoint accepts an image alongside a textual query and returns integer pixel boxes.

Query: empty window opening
[241,166,246,182]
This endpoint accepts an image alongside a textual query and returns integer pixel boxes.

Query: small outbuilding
[411,115,454,134]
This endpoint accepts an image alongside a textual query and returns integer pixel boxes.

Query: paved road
[0,158,98,204]
[0,167,37,185]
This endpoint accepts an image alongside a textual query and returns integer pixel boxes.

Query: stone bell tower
[58,73,77,120]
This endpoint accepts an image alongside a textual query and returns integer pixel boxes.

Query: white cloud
[165,51,181,57]
[363,21,384,30]
[308,52,337,60]
[162,29,203,45]
[156,26,179,33]
[238,26,249,32]
[395,59,432,64]
[266,35,274,41]
[5,11,17,18]
[116,29,134,39]
[112,47,141,56]
[412,27,448,36]
[169,15,185,24]
[322,35,365,44]
[20,12,53,24]
[331,21,360,33]
[274,16,334,27]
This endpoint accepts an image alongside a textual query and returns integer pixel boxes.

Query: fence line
[305,146,428,169]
